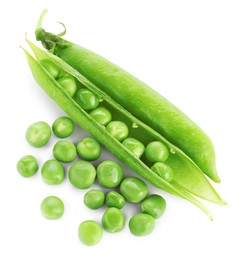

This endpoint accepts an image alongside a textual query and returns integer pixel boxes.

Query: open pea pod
[23,41,226,219]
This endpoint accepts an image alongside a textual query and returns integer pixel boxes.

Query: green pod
[23,41,226,219]
[35,11,219,183]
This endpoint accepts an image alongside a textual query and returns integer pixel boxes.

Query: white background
[1,0,239,259]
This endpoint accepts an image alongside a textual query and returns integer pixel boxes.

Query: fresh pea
[16,155,38,178]
[102,207,125,233]
[40,59,61,79]
[68,161,96,189]
[26,121,51,148]
[75,88,99,110]
[53,140,77,163]
[40,196,64,220]
[129,213,155,236]
[151,162,174,182]
[76,136,101,161]
[84,189,105,209]
[106,121,129,141]
[122,137,145,158]
[97,160,124,188]
[89,107,112,126]
[141,194,166,219]
[41,159,65,185]
[120,177,148,203]
[78,220,103,246]
[105,191,125,209]
[145,141,169,163]
[52,116,75,138]
[57,75,77,97]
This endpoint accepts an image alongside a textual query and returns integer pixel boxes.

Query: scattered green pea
[89,107,112,126]
[102,207,125,233]
[141,194,166,219]
[105,191,125,209]
[16,155,38,178]
[57,75,77,97]
[76,136,101,161]
[52,116,75,138]
[78,220,103,246]
[151,162,174,182]
[97,160,124,188]
[120,177,148,203]
[41,159,65,185]
[75,88,99,110]
[68,161,96,189]
[40,196,64,220]
[122,137,145,158]
[129,213,155,236]
[145,141,169,163]
[40,59,61,79]
[26,121,51,148]
[106,121,129,141]
[84,189,105,209]
[53,140,77,163]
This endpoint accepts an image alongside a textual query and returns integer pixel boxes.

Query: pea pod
[35,10,220,183]
[23,41,226,219]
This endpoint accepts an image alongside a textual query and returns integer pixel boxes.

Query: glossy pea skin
[53,140,77,163]
[97,160,124,188]
[120,177,148,203]
[129,213,155,236]
[141,194,166,219]
[16,155,38,178]
[78,220,103,246]
[41,160,65,185]
[106,121,129,141]
[68,161,96,189]
[151,162,174,182]
[40,59,61,79]
[122,137,145,158]
[57,75,77,97]
[84,189,105,209]
[102,207,125,233]
[52,116,75,138]
[75,88,99,110]
[145,141,169,163]
[89,107,112,126]
[40,196,64,220]
[105,191,125,209]
[26,121,51,148]
[76,136,101,161]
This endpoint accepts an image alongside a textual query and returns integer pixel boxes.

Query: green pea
[122,137,145,158]
[76,136,101,161]
[106,121,129,141]
[120,177,148,203]
[16,155,38,178]
[78,220,103,246]
[102,207,125,233]
[57,75,77,97]
[145,141,169,163]
[141,194,166,219]
[129,213,155,236]
[68,161,96,189]
[75,88,99,110]
[40,59,61,79]
[40,196,64,220]
[53,140,77,163]
[84,189,105,209]
[26,121,51,148]
[89,107,112,126]
[97,160,124,188]
[41,160,65,185]
[105,191,125,209]
[151,162,174,182]
[52,116,75,138]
